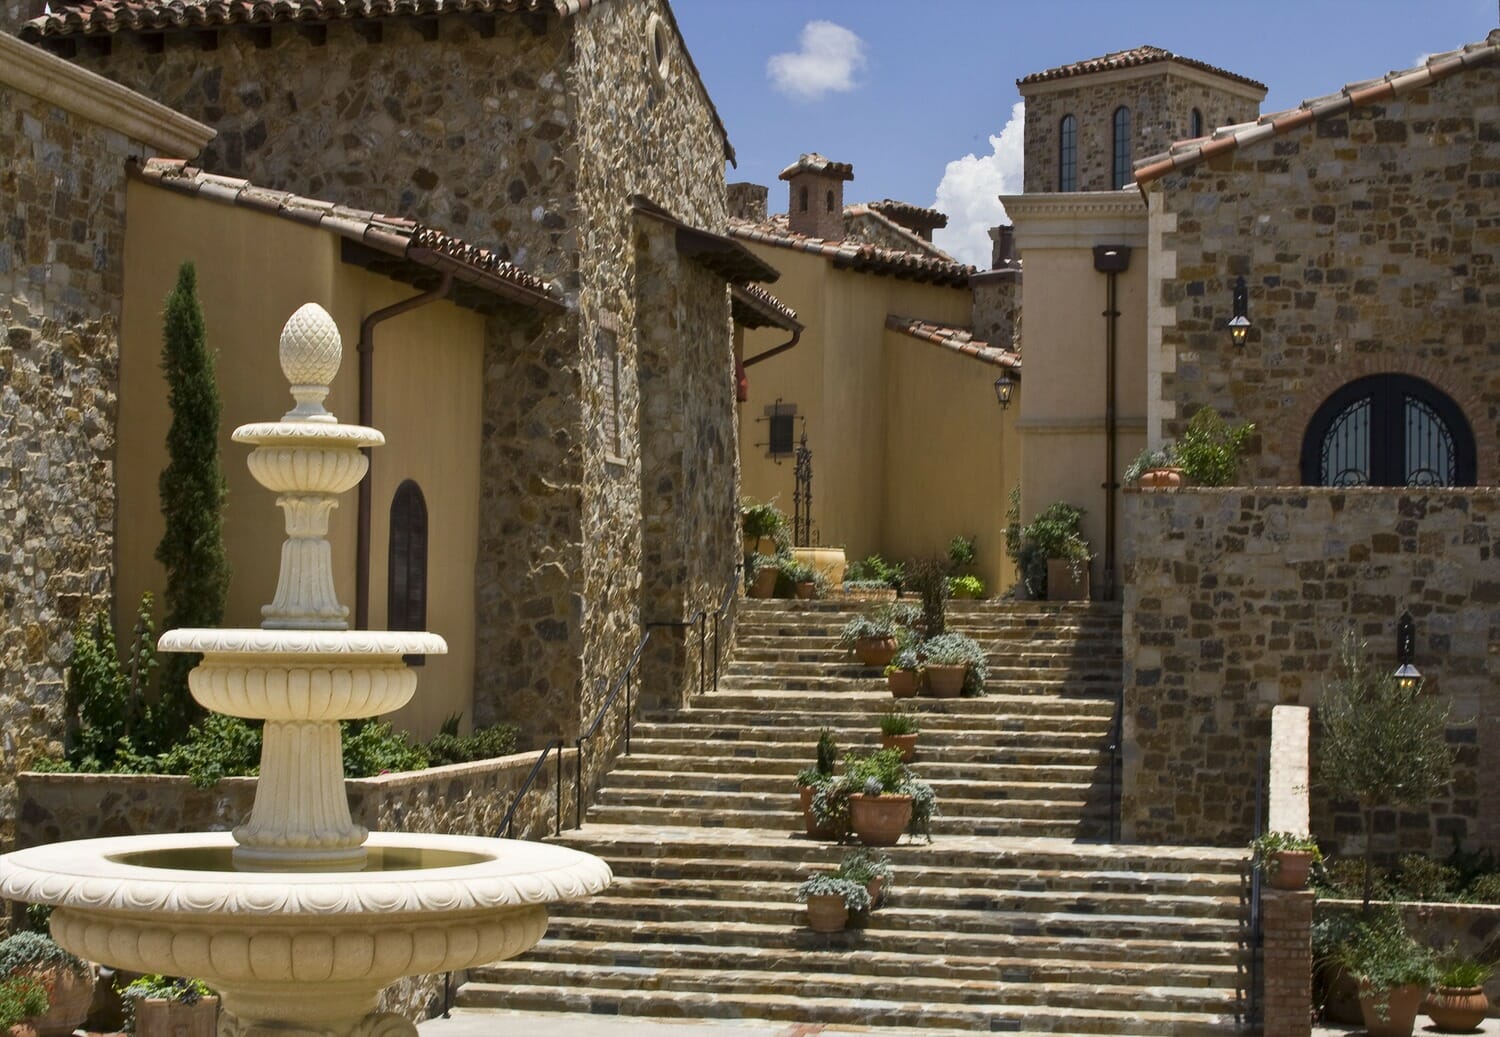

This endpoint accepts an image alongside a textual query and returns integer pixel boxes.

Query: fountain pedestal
[0,303,611,1036]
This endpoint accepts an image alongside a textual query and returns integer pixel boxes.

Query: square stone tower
[1017,45,1265,193]
[779,153,854,240]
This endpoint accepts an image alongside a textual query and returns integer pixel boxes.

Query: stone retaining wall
[1123,487,1500,854]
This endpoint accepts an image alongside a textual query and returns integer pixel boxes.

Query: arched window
[826,189,835,212]
[1111,106,1132,189]
[1190,108,1204,138]
[799,186,808,212]
[388,480,428,662]
[1300,375,1476,487]
[1058,114,1077,191]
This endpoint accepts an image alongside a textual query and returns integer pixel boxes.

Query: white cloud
[767,21,867,100]
[931,101,1025,268]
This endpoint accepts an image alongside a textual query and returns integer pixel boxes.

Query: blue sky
[670,0,1498,265]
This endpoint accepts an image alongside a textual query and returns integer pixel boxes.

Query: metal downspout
[355,273,453,630]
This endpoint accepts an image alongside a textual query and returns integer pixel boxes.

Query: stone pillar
[727,182,767,222]
[1262,888,1313,1037]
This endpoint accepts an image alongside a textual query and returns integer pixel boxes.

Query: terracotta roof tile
[1018,44,1265,92]
[885,315,1020,371]
[777,153,854,181]
[867,198,948,230]
[20,0,604,39]
[728,215,972,289]
[730,283,800,332]
[1135,30,1500,186]
[131,157,562,312]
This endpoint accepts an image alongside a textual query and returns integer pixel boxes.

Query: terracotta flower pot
[804,894,848,933]
[881,733,917,763]
[795,581,816,600]
[8,1024,38,1037]
[924,664,965,698]
[1358,980,1428,1037]
[853,636,897,668]
[886,669,919,698]
[798,785,834,838]
[1424,985,1489,1032]
[748,567,777,598]
[865,875,885,907]
[1267,849,1313,890]
[27,964,94,1037]
[1137,467,1185,488]
[135,996,219,1037]
[848,793,912,847]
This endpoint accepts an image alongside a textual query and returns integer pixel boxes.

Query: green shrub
[1333,905,1438,1006]
[1003,488,1089,599]
[919,632,988,696]
[795,874,870,913]
[740,499,792,555]
[815,729,837,777]
[0,974,48,1029]
[1466,873,1500,904]
[1394,853,1459,902]
[156,714,263,789]
[341,719,428,777]
[904,557,950,637]
[878,707,918,737]
[120,974,213,1005]
[62,593,159,770]
[946,536,975,570]
[1174,406,1254,486]
[424,723,519,767]
[948,575,985,599]
[845,554,903,590]
[0,930,90,981]
[1436,954,1494,989]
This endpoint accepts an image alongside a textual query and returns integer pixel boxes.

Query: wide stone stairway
[458,598,1249,1035]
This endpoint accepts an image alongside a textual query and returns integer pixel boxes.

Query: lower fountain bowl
[0,831,610,1035]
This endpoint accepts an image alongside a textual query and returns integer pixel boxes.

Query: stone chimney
[779,153,853,241]
[727,182,768,222]
[988,225,1018,270]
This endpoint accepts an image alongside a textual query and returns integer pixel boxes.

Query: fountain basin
[0,831,610,1034]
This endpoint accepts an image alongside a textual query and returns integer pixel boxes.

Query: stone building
[0,33,214,843]
[729,156,1022,592]
[1009,29,1500,855]
[14,0,790,761]
[1018,45,1265,193]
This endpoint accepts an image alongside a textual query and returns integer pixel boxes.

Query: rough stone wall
[570,0,735,743]
[1122,488,1500,854]
[1320,898,1500,1010]
[0,82,147,848]
[972,270,1021,349]
[727,182,767,222]
[1148,64,1500,481]
[1022,69,1259,192]
[844,211,930,254]
[784,172,846,241]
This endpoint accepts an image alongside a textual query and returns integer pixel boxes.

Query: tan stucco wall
[117,182,483,736]
[737,244,991,576]
[1007,196,1148,597]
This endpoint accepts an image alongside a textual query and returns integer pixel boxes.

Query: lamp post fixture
[993,370,1016,410]
[1228,275,1251,347]
[1394,609,1421,690]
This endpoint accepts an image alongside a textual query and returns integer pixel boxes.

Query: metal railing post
[625,669,632,755]
[574,737,584,831]
[554,745,562,837]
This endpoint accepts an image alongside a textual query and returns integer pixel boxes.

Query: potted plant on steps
[918,632,987,699]
[1250,831,1323,890]
[777,557,818,599]
[0,932,94,1037]
[843,748,936,847]
[878,706,919,762]
[1334,907,1438,1037]
[1004,494,1092,601]
[1124,445,1184,488]
[837,610,900,668]
[796,729,838,838]
[122,975,219,1037]
[836,849,893,910]
[0,975,48,1037]
[741,498,790,559]
[795,874,870,933]
[884,648,920,698]
[1423,954,1493,1033]
[745,552,778,599]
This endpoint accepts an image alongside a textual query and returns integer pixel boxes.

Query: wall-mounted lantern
[1228,275,1251,347]
[1394,609,1421,691]
[993,371,1016,410]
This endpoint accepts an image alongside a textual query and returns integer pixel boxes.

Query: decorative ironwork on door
[1301,374,1475,487]
[793,431,813,547]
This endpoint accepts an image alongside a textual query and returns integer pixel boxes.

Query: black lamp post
[1228,275,1251,347]
[993,370,1016,410]
[1394,610,1421,690]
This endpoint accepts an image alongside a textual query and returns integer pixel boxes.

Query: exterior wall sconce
[1394,609,1421,690]
[993,371,1016,410]
[1228,275,1251,347]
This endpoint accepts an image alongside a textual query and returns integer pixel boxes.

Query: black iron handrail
[1242,749,1268,1030]
[709,575,738,694]
[574,631,653,829]
[495,737,564,840]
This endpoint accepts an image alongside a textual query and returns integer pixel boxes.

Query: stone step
[604,771,1105,802]
[552,825,1246,877]
[551,875,1241,921]
[621,734,1111,761]
[455,982,1238,1035]
[592,787,1112,822]
[631,717,1113,743]
[581,806,1109,838]
[731,633,1122,650]
[612,749,1113,775]
[466,961,1237,1014]
[533,914,1245,967]
[658,698,1117,723]
[736,598,1121,614]
[717,675,1117,695]
[595,855,1243,897]
[608,764,1112,791]
[723,661,1122,681]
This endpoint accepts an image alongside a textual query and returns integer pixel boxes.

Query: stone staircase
[458,598,1250,1035]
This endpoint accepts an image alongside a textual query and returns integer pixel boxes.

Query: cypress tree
[152,261,230,748]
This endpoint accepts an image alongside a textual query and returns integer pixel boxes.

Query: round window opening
[647,14,670,82]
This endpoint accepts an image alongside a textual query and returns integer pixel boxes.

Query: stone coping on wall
[1123,485,1500,496]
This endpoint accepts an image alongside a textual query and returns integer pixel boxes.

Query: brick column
[1262,888,1314,1037]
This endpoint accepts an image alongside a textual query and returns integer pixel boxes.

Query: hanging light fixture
[1228,275,1251,347]
[1394,609,1421,691]
[993,370,1016,410]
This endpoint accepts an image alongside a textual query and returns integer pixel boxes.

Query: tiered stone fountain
[0,304,610,1036]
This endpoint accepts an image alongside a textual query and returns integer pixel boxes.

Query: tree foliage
[153,262,230,747]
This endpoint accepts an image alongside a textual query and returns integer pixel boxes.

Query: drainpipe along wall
[1092,245,1130,602]
[355,274,453,630]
